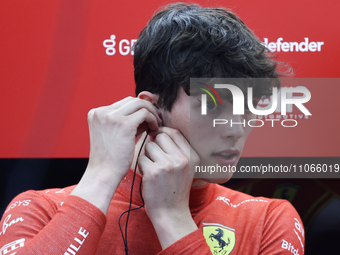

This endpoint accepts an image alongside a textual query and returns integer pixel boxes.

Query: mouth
[212,149,240,166]
[213,152,236,159]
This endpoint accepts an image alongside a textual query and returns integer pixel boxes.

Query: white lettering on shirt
[281,239,300,255]
[0,215,24,236]
[0,238,25,255]
[216,196,268,208]
[5,200,31,214]
[293,218,304,252]
[64,227,89,255]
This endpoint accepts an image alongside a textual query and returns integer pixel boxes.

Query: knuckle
[150,170,160,179]
[90,109,120,126]
[87,109,95,121]
[89,108,103,123]
[140,107,149,115]
[176,155,189,169]
[161,161,174,172]
[104,111,113,121]
[133,97,143,105]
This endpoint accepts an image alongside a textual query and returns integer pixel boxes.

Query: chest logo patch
[203,223,235,255]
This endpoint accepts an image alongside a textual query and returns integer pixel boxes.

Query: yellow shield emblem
[203,223,236,255]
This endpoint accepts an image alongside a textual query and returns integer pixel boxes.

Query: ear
[137,91,159,106]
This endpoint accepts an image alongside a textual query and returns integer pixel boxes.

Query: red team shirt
[0,169,304,255]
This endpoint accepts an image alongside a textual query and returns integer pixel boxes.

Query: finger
[97,97,135,113]
[87,97,135,121]
[128,108,159,132]
[152,133,182,156]
[138,155,155,176]
[144,141,167,163]
[150,127,191,158]
[109,96,135,109]
[118,98,162,125]
[150,127,200,171]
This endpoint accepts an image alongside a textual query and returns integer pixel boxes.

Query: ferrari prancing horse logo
[203,223,236,255]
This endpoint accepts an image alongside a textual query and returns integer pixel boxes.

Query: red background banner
[1,0,339,158]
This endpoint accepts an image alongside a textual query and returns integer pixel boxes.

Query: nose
[220,114,245,141]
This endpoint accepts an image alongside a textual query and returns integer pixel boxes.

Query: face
[161,87,255,184]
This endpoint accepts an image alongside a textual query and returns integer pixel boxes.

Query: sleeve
[0,190,106,255]
[157,229,212,255]
[259,200,305,255]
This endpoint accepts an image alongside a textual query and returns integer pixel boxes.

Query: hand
[138,127,200,248]
[86,97,161,181]
[71,97,162,214]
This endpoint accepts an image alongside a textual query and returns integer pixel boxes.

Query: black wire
[118,129,149,255]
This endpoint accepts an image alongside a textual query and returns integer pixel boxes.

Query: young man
[0,3,304,255]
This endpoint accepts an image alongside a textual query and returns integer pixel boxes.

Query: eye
[207,99,217,110]
[196,96,221,113]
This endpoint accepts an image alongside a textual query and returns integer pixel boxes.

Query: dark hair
[134,2,289,111]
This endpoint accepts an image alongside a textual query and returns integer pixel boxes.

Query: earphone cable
[118,129,150,255]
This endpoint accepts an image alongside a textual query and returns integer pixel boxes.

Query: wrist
[150,209,198,249]
[71,168,122,215]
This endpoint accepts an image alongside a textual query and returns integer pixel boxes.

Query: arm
[71,97,162,215]
[139,127,198,249]
[0,97,162,254]
[0,190,106,255]
[139,127,213,254]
